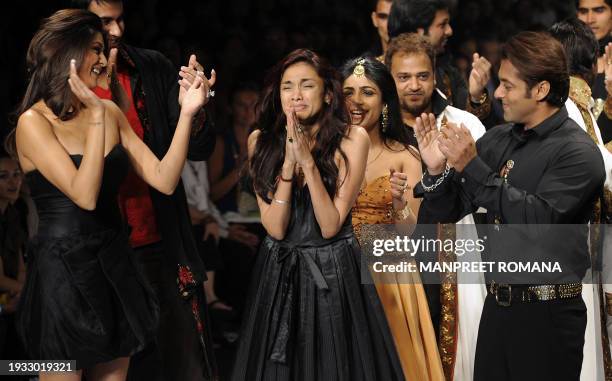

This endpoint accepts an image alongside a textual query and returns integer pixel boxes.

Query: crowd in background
[0,0,576,140]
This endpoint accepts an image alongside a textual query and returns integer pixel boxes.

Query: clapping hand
[414,113,446,175]
[180,73,209,117]
[179,54,216,107]
[468,53,492,103]
[437,121,476,172]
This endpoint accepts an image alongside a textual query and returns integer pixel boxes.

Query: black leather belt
[488,281,582,307]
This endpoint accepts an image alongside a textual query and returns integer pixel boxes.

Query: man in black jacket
[72,1,217,380]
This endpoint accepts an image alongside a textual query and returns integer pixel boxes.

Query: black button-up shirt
[415,106,605,284]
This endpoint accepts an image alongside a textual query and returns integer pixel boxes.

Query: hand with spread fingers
[414,112,446,175]
[603,43,612,96]
[68,59,104,116]
[178,54,216,107]
[468,53,492,103]
[287,110,315,167]
[437,121,477,172]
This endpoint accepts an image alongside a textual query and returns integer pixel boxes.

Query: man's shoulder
[479,122,513,143]
[558,116,599,147]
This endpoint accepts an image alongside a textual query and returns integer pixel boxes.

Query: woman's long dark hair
[249,49,349,203]
[340,56,414,151]
[5,9,104,155]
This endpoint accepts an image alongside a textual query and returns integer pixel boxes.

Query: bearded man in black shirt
[414,31,605,381]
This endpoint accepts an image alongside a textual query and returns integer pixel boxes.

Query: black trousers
[127,242,211,381]
[474,293,586,381]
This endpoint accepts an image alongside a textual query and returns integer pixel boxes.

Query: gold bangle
[389,200,414,220]
[273,198,289,205]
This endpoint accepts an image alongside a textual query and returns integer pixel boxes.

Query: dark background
[0,0,577,139]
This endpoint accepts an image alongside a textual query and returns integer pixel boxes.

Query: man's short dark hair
[371,0,392,11]
[574,0,612,9]
[385,33,436,71]
[71,0,122,9]
[502,31,569,107]
[387,0,450,39]
[549,18,598,85]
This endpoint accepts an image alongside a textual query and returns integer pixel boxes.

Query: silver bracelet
[420,163,451,192]
[273,198,289,205]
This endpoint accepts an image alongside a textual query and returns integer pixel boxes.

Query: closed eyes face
[343,74,384,131]
[279,62,327,121]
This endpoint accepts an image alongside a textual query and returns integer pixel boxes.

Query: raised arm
[178,54,217,160]
[249,129,295,240]
[117,74,209,195]
[300,125,370,239]
[16,60,106,211]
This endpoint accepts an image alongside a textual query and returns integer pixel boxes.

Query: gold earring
[381,104,389,132]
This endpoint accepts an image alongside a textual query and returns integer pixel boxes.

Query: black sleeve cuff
[454,155,495,198]
[413,168,455,199]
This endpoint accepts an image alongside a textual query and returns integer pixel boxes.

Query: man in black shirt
[414,31,605,380]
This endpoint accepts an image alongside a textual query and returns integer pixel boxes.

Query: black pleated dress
[17,145,159,369]
[231,186,404,381]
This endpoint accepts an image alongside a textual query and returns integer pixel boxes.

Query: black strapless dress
[231,186,404,381]
[17,145,159,369]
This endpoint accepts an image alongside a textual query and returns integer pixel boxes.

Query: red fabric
[94,73,161,247]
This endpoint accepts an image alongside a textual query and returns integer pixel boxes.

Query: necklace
[367,146,384,166]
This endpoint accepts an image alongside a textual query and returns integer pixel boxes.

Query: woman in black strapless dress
[231,49,404,381]
[7,9,215,380]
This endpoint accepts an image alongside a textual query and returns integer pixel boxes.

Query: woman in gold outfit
[341,56,444,381]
